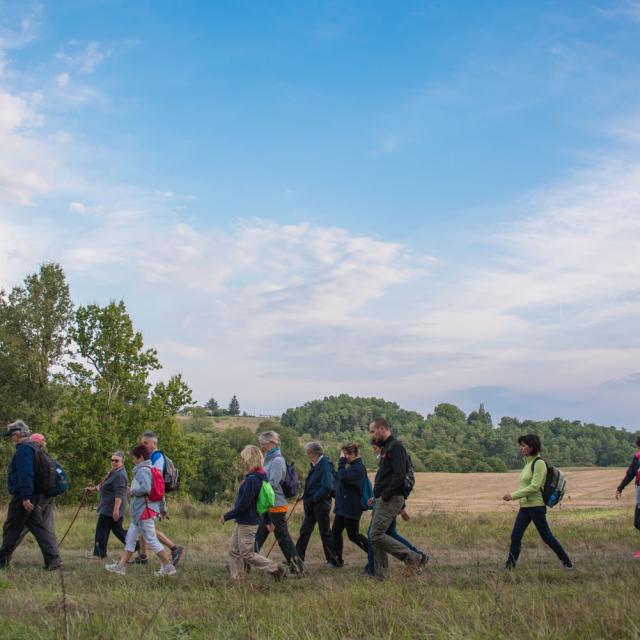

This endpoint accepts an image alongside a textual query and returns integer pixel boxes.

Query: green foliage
[282,395,636,473]
[205,397,219,412]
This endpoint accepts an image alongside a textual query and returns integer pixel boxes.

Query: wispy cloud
[56,41,111,75]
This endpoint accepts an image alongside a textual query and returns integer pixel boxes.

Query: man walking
[295,442,339,568]
[255,431,305,575]
[0,421,61,570]
[133,431,184,566]
[369,418,422,580]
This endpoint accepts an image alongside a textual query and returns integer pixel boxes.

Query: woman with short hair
[220,445,287,581]
[86,451,128,559]
[502,434,572,570]
[332,443,369,567]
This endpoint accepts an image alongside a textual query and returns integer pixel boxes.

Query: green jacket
[511,456,546,508]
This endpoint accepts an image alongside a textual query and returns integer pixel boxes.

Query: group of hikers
[2,417,640,580]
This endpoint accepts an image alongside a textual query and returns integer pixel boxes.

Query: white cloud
[56,72,69,88]
[56,42,111,75]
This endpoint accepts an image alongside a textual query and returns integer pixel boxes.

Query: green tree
[152,374,193,413]
[205,397,219,412]
[228,395,240,416]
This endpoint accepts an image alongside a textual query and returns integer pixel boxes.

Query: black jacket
[618,452,640,493]
[302,456,335,505]
[373,435,408,501]
[334,457,366,519]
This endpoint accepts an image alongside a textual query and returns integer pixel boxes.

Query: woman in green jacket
[502,434,573,570]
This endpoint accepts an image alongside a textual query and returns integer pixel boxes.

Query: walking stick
[58,488,89,547]
[265,494,302,558]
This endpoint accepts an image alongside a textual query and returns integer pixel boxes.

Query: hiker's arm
[313,464,333,502]
[131,468,151,497]
[16,446,35,503]
[269,457,286,490]
[224,480,251,522]
[617,455,638,493]
[113,497,122,520]
[511,462,546,500]
[383,446,407,501]
[337,459,363,486]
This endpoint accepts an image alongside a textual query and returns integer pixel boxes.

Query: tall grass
[0,503,638,639]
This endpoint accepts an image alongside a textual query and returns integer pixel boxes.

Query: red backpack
[149,467,165,501]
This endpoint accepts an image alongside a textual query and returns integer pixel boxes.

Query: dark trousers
[93,514,128,558]
[332,514,368,561]
[507,506,572,568]
[634,505,640,531]
[0,495,60,569]
[255,511,300,563]
[296,500,337,564]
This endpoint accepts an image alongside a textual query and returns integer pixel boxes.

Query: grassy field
[1,488,639,640]
[176,415,267,432]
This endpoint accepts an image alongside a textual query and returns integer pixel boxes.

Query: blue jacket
[224,469,269,525]
[7,441,36,501]
[334,457,366,519]
[302,456,335,505]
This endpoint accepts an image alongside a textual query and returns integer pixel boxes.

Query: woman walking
[221,445,287,581]
[87,451,128,559]
[615,434,640,557]
[332,443,369,566]
[502,434,573,570]
[105,445,177,577]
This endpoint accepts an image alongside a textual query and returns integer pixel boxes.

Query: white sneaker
[154,563,177,577]
[105,562,125,576]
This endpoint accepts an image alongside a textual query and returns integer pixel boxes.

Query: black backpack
[280,459,301,499]
[31,445,68,497]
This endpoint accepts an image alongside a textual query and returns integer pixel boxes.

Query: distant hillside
[281,394,636,472]
[177,415,268,433]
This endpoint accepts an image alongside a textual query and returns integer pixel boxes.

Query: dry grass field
[1,468,638,639]
[405,467,632,514]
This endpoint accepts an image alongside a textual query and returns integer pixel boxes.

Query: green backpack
[256,480,276,515]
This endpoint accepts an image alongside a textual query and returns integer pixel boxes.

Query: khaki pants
[370,495,420,579]
[228,523,278,580]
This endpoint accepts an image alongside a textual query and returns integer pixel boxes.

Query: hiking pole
[265,494,302,559]
[58,488,89,547]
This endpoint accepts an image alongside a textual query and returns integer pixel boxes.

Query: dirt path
[397,467,633,513]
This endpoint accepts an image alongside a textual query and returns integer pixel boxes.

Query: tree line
[281,395,637,472]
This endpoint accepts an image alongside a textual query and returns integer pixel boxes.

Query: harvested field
[400,468,633,514]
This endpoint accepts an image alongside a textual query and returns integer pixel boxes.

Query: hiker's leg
[295,501,316,562]
[530,507,572,566]
[25,495,60,568]
[388,517,421,555]
[345,516,369,554]
[228,524,245,579]
[254,520,269,552]
[364,517,375,574]
[370,496,419,568]
[93,514,112,558]
[119,521,142,566]
[271,512,299,564]
[634,504,640,531]
[237,524,279,574]
[111,517,128,546]
[331,515,345,563]
[314,502,338,564]
[507,508,532,568]
[0,496,29,567]
[156,529,176,549]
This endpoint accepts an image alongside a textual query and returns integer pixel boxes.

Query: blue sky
[1,1,640,426]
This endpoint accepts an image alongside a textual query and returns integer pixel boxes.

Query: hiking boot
[272,565,288,582]
[288,557,305,577]
[563,563,574,571]
[45,560,62,571]
[154,563,177,577]
[324,561,341,569]
[403,554,423,578]
[128,554,148,565]
[105,562,125,576]
[420,552,429,567]
[171,545,185,567]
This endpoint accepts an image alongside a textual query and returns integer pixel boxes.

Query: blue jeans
[363,516,421,575]
[507,506,571,568]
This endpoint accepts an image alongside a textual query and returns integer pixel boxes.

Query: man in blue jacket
[295,442,339,567]
[0,420,61,570]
